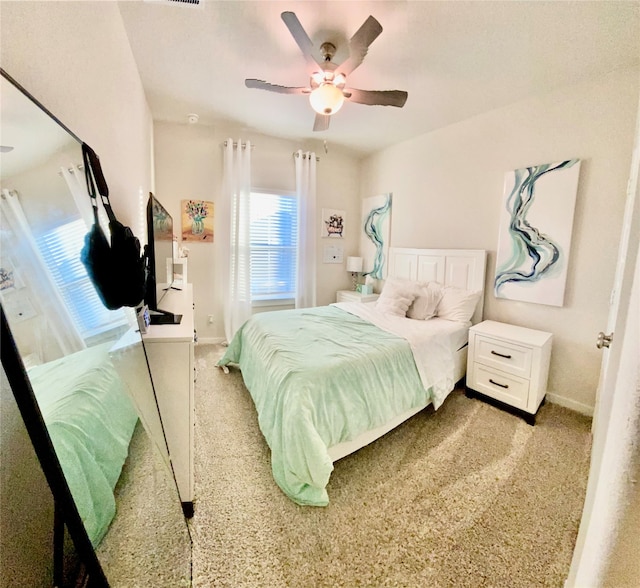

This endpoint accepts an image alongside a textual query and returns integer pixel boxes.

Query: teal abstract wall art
[494,159,580,307]
[360,193,392,280]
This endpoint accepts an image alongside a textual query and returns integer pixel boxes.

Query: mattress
[218,304,468,506]
[28,343,138,546]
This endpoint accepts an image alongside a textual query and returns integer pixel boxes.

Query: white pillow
[376,277,416,317]
[436,286,482,323]
[406,281,443,320]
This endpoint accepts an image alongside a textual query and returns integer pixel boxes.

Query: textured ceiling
[118,0,640,156]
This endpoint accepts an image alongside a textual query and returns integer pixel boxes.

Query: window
[249,191,298,302]
[36,218,128,339]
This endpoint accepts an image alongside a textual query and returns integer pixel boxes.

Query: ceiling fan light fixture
[309,83,344,115]
[311,72,326,86]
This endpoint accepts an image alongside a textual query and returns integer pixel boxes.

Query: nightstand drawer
[475,335,532,379]
[470,364,529,411]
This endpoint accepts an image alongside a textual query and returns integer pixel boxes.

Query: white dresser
[466,320,552,425]
[336,290,379,303]
[142,284,195,516]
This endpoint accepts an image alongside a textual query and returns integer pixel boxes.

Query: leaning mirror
[0,69,191,587]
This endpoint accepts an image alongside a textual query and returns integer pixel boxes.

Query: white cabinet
[336,290,379,303]
[466,320,552,425]
[142,284,195,516]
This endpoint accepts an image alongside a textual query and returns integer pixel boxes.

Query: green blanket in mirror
[27,343,138,546]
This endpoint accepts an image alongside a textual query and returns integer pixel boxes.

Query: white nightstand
[336,290,379,303]
[466,320,552,425]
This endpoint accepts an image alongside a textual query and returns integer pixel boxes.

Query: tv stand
[142,285,195,516]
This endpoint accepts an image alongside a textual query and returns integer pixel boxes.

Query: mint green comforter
[28,344,138,546]
[218,306,431,506]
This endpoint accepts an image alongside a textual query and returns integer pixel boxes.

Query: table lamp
[346,256,363,290]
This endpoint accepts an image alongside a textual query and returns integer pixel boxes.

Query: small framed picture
[321,208,345,238]
[136,305,150,334]
[0,258,23,292]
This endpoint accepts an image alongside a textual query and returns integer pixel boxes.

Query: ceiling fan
[245,11,408,132]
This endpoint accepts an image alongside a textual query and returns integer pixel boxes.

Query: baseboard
[196,337,226,345]
[546,392,594,417]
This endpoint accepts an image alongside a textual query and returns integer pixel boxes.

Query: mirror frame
[0,66,110,587]
[1,67,83,148]
[1,307,109,587]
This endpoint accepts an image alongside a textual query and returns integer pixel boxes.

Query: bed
[218,248,486,506]
[27,343,138,546]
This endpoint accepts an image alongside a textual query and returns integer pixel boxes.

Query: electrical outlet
[207,314,214,324]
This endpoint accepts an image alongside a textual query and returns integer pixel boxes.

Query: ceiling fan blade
[245,79,309,95]
[346,88,408,108]
[281,11,320,72]
[313,114,330,132]
[338,15,383,76]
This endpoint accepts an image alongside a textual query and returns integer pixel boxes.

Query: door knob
[596,331,614,349]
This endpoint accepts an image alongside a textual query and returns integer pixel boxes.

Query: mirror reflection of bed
[0,71,191,585]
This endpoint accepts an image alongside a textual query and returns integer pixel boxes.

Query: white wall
[360,67,640,412]
[153,121,362,341]
[0,2,153,585]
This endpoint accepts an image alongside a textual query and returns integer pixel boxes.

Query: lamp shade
[346,256,363,273]
[309,83,345,115]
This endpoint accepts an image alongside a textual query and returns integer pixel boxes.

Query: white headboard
[387,248,487,324]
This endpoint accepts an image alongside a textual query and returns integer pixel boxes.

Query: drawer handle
[491,350,512,359]
[489,378,509,389]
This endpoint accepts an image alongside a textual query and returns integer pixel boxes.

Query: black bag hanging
[80,143,146,310]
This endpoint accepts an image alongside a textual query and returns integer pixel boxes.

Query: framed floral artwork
[181,199,214,242]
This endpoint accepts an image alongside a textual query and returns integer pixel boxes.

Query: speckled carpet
[191,343,592,588]
[98,421,191,587]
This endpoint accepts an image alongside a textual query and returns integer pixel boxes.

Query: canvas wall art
[494,159,581,307]
[321,208,345,238]
[360,193,392,280]
[181,199,214,242]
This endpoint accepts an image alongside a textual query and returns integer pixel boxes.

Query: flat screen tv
[145,193,182,325]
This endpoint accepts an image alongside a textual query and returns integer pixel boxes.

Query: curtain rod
[293,152,320,162]
[57,164,84,176]
[223,140,254,149]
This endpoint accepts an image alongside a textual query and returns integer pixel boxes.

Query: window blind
[250,192,298,300]
[36,219,128,338]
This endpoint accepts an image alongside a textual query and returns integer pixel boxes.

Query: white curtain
[295,150,317,308]
[61,163,112,233]
[0,189,85,357]
[220,139,252,343]
[60,164,93,228]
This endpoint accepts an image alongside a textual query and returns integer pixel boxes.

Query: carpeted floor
[99,422,191,587]
[190,343,592,588]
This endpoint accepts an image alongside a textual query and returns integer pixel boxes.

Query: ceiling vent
[144,0,203,7]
